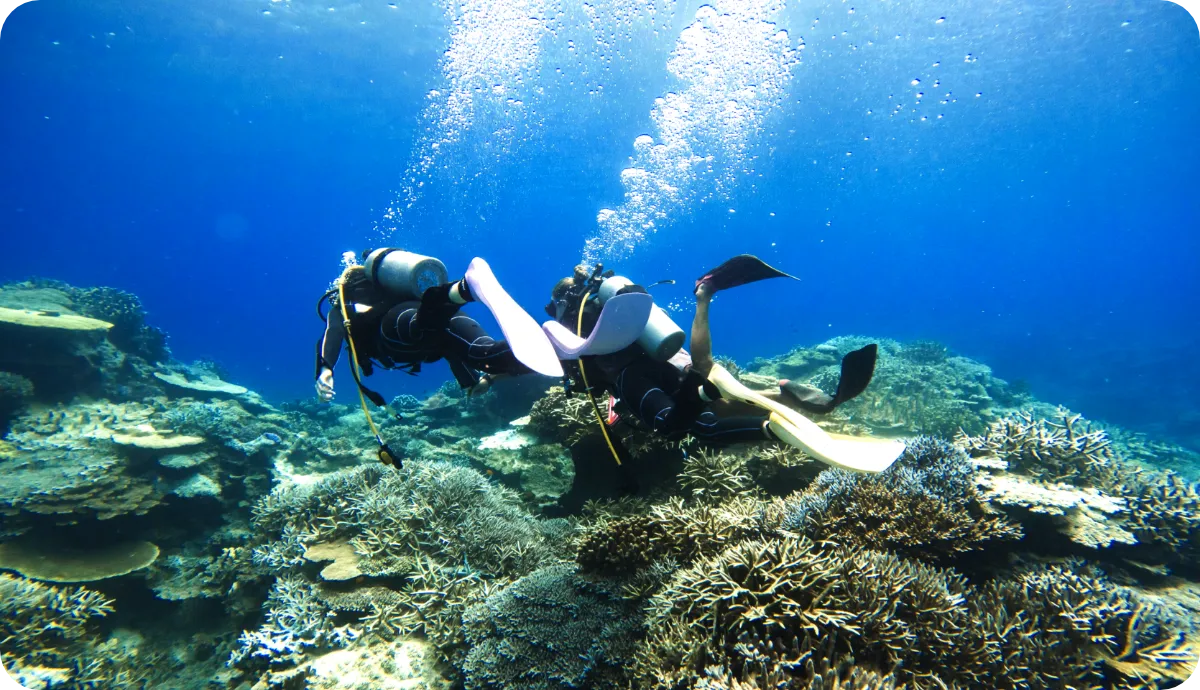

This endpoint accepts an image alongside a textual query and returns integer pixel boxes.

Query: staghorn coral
[772,437,1021,562]
[633,535,978,688]
[229,574,361,668]
[694,637,901,689]
[957,408,1116,486]
[460,563,642,690]
[967,562,1196,690]
[527,386,594,446]
[678,448,752,502]
[0,573,115,688]
[1112,467,1200,569]
[577,495,765,579]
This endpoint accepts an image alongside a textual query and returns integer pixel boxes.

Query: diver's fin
[780,344,877,414]
[464,258,563,378]
[542,293,653,359]
[695,254,797,294]
[707,362,903,473]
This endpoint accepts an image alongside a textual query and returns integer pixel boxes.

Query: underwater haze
[2,0,1199,449]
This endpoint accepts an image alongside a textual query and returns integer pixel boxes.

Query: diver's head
[545,264,599,321]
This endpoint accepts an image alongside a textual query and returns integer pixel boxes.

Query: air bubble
[936,17,945,24]
[911,78,920,86]
[848,7,855,13]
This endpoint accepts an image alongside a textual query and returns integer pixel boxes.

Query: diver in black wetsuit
[315,249,532,404]
[546,256,878,447]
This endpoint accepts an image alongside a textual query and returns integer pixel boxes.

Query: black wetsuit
[589,346,771,445]
[320,281,530,389]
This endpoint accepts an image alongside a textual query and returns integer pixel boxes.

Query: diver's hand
[468,373,493,397]
[316,368,335,402]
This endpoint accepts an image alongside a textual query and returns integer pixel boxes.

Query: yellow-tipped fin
[706,363,904,473]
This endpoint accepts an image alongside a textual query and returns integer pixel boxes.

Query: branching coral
[577,496,765,579]
[967,563,1195,690]
[771,437,1021,562]
[460,564,642,690]
[694,636,901,690]
[242,461,573,669]
[1111,467,1200,568]
[678,448,752,502]
[525,387,594,446]
[957,408,1115,486]
[633,536,977,687]
[230,574,361,668]
[0,573,115,687]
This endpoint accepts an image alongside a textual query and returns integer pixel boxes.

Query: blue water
[2,0,1198,447]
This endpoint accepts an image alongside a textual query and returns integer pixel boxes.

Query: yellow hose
[576,290,621,466]
[337,269,395,466]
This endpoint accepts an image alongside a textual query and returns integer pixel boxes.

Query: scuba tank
[596,275,685,362]
[362,248,448,301]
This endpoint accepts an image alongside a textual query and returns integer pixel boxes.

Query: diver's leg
[690,282,715,377]
[443,314,531,377]
[690,409,773,445]
[614,359,694,436]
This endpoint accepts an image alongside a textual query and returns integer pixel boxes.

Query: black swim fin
[780,344,877,414]
[695,254,797,294]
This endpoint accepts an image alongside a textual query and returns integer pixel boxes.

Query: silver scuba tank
[363,248,448,301]
[597,275,685,362]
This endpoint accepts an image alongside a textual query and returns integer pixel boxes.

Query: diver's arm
[315,312,346,401]
[690,282,715,377]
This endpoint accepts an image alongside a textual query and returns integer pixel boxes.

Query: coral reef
[236,460,573,677]
[633,535,979,687]
[772,437,1022,562]
[1,277,1197,690]
[0,572,115,688]
[746,337,1026,437]
[1112,467,1200,570]
[957,408,1116,486]
[460,563,642,690]
[0,371,34,430]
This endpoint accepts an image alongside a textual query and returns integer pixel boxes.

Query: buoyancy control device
[596,275,685,361]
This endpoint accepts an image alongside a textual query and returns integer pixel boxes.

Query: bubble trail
[582,0,799,264]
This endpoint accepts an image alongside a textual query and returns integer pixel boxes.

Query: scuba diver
[544,255,880,450]
[316,248,561,407]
